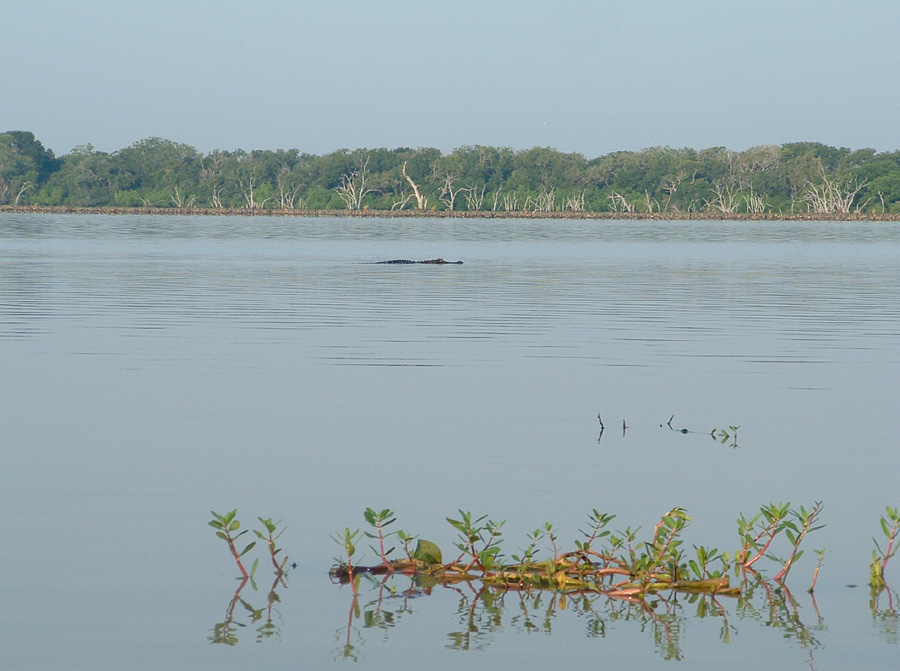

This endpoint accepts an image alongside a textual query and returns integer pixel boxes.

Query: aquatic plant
[363,507,399,570]
[737,501,791,570]
[326,503,838,661]
[331,504,822,599]
[660,415,740,448]
[688,545,725,581]
[254,517,289,574]
[330,526,363,595]
[209,509,257,579]
[713,425,740,448]
[446,510,505,574]
[809,548,826,593]
[772,502,825,585]
[870,506,900,590]
[209,510,293,580]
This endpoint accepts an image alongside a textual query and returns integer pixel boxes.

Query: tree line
[3,130,900,215]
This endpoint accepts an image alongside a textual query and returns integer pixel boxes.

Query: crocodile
[372,258,463,264]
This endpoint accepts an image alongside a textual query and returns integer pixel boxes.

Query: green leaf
[240,541,256,557]
[229,520,240,532]
[251,557,259,577]
[446,518,464,532]
[216,531,227,540]
[412,540,443,564]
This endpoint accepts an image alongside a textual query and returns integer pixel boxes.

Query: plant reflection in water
[209,571,289,645]
[330,569,830,662]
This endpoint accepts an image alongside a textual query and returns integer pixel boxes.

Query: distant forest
[3,130,900,216]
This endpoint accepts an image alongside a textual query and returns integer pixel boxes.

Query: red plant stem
[347,565,358,595]
[264,533,284,573]
[368,519,393,571]
[743,522,781,568]
[775,503,823,585]
[809,564,821,592]
[224,576,249,626]
[226,535,249,578]
[645,525,681,580]
[882,520,899,575]
[344,594,358,648]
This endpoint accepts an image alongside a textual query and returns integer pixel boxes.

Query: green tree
[0,131,59,205]
[41,145,113,206]
[110,137,202,207]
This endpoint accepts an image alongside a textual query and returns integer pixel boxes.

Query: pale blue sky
[3,1,899,157]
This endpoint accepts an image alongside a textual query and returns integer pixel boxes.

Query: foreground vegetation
[329,504,832,598]
[206,506,900,657]
[5,131,900,217]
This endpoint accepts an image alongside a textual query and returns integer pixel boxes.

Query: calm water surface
[1,214,899,669]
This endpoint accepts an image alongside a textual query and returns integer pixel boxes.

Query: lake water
[1,214,899,669]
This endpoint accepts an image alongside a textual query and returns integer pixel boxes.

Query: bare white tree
[464,184,486,211]
[239,171,273,209]
[660,175,681,211]
[742,184,768,214]
[400,162,427,210]
[390,192,416,211]
[335,156,377,210]
[526,188,555,213]
[704,180,742,214]
[170,186,196,209]
[434,170,469,211]
[802,165,870,214]
[14,180,33,206]
[565,189,586,212]
[276,166,303,209]
[210,185,225,209]
[608,191,634,213]
[490,186,503,211]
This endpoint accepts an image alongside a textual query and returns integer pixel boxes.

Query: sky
[3,1,900,158]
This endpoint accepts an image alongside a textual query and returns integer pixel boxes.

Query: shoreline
[2,205,899,222]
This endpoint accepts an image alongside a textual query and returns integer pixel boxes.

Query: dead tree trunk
[401,162,427,210]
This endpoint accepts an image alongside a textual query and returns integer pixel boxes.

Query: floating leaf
[413,540,443,565]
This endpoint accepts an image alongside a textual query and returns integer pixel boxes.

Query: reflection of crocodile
[373,258,463,264]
